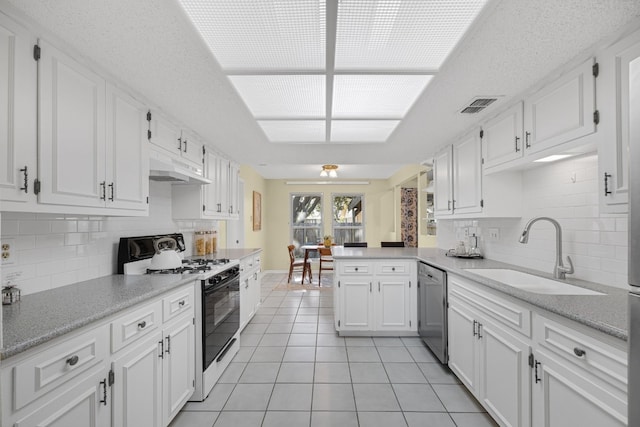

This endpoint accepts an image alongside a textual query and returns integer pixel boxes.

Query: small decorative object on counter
[194,231,207,256]
[456,240,467,255]
[2,285,21,305]
[324,235,332,248]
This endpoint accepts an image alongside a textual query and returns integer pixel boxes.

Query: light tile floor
[170,272,498,427]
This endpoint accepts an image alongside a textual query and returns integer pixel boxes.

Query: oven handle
[203,277,239,296]
[216,338,237,363]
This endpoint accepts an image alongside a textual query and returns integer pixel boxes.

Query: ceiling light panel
[258,120,325,143]
[335,0,487,71]
[230,75,325,118]
[332,75,432,118]
[178,0,326,71]
[331,120,400,143]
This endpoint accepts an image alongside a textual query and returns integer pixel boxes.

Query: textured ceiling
[2,0,640,179]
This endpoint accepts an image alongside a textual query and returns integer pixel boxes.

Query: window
[291,193,323,256]
[332,194,364,245]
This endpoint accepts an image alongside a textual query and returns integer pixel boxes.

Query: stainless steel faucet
[519,217,574,279]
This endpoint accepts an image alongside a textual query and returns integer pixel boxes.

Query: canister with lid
[194,231,207,256]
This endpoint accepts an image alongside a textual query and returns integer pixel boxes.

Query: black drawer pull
[573,347,586,357]
[138,321,146,329]
[178,300,186,307]
[66,355,79,366]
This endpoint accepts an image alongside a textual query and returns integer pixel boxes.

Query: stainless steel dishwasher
[418,262,447,364]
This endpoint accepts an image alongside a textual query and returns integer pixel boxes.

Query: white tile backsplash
[1,181,219,295]
[439,154,629,289]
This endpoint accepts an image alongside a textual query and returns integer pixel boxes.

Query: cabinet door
[447,301,479,395]
[163,316,195,426]
[179,130,204,174]
[13,365,109,427]
[216,156,230,217]
[105,84,148,211]
[149,111,181,157]
[375,279,411,331]
[111,332,163,427]
[339,278,373,331]
[599,31,640,213]
[524,58,596,155]
[228,162,240,219]
[38,40,106,207]
[479,321,531,427]
[251,269,261,316]
[240,277,252,330]
[531,349,626,427]
[202,151,218,217]
[0,15,37,204]
[482,102,524,170]
[434,145,453,217]
[453,132,482,214]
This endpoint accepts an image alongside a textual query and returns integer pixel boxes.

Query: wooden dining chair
[381,241,405,247]
[318,247,334,286]
[288,245,311,284]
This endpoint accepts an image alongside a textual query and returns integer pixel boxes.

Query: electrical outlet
[488,228,500,241]
[1,238,16,265]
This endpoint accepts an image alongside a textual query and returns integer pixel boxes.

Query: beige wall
[239,165,268,254]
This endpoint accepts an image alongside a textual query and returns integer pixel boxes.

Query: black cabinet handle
[100,181,106,200]
[20,166,28,193]
[183,139,187,152]
[477,323,483,339]
[138,320,146,329]
[534,360,542,383]
[177,137,182,151]
[108,183,114,201]
[473,320,478,337]
[165,336,171,354]
[525,131,531,148]
[66,355,79,366]
[179,300,186,307]
[573,347,586,357]
[515,136,520,152]
[158,340,164,358]
[604,172,612,196]
[99,379,107,405]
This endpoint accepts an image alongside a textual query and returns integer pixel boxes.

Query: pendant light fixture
[320,164,338,178]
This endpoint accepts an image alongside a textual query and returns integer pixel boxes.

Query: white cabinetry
[172,150,241,220]
[434,132,521,219]
[148,111,204,176]
[240,252,262,331]
[598,29,640,214]
[530,313,627,427]
[37,40,148,213]
[335,260,416,335]
[1,283,196,427]
[0,14,37,205]
[482,59,597,174]
[448,273,628,427]
[448,275,531,427]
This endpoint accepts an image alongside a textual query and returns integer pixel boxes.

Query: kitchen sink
[464,269,605,296]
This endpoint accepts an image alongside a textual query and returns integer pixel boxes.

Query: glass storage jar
[194,231,207,256]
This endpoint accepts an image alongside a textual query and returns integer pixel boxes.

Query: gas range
[146,258,232,275]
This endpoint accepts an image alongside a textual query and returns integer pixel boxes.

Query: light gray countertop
[332,247,629,341]
[188,248,262,261]
[1,248,262,360]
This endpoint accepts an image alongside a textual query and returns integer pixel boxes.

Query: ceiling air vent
[460,97,498,114]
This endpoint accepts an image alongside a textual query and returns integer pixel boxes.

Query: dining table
[300,244,337,284]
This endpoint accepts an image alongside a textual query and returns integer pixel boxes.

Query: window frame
[290,192,324,256]
[331,192,365,245]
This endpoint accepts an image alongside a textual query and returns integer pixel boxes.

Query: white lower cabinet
[335,260,416,334]
[1,283,196,427]
[448,288,531,427]
[448,274,628,427]
[239,253,262,331]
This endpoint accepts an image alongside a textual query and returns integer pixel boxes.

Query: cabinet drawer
[375,261,412,275]
[163,285,195,323]
[111,300,162,353]
[340,262,372,275]
[449,275,531,337]
[533,314,627,392]
[13,324,109,411]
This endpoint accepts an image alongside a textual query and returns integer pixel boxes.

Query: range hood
[149,149,212,184]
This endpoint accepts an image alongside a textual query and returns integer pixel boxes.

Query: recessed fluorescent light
[533,154,574,163]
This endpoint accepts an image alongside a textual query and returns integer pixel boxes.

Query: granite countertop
[1,275,197,360]
[332,247,629,341]
[1,248,264,360]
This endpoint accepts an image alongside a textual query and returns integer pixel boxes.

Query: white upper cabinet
[179,130,205,170]
[148,111,204,176]
[452,131,482,215]
[434,145,453,216]
[598,29,640,213]
[523,58,597,155]
[0,14,37,205]
[481,102,524,170]
[105,84,149,211]
[37,40,107,208]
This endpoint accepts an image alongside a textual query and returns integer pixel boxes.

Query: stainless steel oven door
[202,274,240,371]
